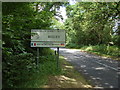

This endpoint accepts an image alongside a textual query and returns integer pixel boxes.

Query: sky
[59,6,67,22]
[59,0,76,22]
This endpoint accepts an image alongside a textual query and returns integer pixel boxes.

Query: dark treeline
[2,2,64,88]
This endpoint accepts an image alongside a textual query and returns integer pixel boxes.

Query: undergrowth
[2,48,62,88]
[17,56,62,88]
[66,43,120,58]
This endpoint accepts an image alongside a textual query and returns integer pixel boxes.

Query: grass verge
[16,55,92,88]
[67,44,120,60]
[43,56,92,88]
[80,45,120,60]
[16,55,62,88]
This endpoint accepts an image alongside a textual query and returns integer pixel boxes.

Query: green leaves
[2,2,64,88]
[65,2,120,46]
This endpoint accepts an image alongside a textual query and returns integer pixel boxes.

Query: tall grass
[16,54,62,88]
[2,48,62,88]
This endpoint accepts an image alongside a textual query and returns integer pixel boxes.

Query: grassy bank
[43,56,92,88]
[16,54,62,88]
[67,44,120,60]
[3,48,63,88]
[17,55,92,88]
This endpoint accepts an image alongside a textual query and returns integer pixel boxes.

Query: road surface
[52,48,119,88]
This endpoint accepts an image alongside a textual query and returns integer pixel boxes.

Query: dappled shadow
[55,75,77,84]
[43,57,92,88]
[76,65,118,88]
[46,75,92,88]
[57,48,119,88]
[65,65,73,69]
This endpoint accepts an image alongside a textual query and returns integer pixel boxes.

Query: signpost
[31,29,65,47]
[31,29,66,69]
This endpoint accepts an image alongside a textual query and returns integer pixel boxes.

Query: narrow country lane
[52,48,119,88]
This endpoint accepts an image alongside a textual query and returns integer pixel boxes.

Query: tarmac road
[52,48,119,88]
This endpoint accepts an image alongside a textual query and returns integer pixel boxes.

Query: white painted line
[95,61,118,71]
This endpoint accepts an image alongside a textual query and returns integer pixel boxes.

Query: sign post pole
[37,47,39,67]
[31,29,65,69]
[57,47,59,70]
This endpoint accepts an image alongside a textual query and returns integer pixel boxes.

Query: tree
[2,2,64,87]
[65,2,120,46]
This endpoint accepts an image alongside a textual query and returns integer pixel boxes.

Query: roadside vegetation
[2,2,120,88]
[5,54,92,88]
[65,2,120,60]
[16,50,62,88]
[42,56,92,88]
[2,2,65,88]
[67,44,120,60]
[3,48,62,88]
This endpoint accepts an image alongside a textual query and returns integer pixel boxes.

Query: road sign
[31,29,66,47]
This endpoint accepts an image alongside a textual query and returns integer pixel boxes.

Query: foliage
[2,53,36,87]
[16,54,62,88]
[80,45,120,58]
[51,17,65,29]
[67,43,120,58]
[65,2,120,46]
[66,43,81,48]
[2,2,63,88]
[66,42,120,58]
[2,2,120,88]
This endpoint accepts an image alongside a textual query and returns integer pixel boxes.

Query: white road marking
[95,61,118,71]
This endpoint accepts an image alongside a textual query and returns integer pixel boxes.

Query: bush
[80,45,120,57]
[2,53,36,88]
[66,43,81,48]
[16,54,62,88]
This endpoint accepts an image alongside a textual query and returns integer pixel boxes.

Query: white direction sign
[31,29,66,47]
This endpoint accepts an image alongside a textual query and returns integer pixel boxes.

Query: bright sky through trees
[59,6,67,22]
[59,0,76,22]
[69,0,76,5]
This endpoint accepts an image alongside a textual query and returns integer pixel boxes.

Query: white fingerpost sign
[31,29,66,47]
